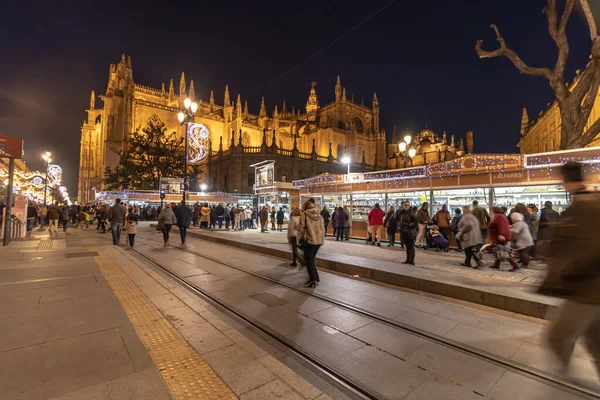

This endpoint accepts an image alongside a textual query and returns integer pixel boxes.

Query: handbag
[156,218,165,232]
[298,214,308,249]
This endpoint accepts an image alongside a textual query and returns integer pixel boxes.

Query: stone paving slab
[169,225,558,318]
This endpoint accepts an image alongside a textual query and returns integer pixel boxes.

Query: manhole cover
[64,252,99,258]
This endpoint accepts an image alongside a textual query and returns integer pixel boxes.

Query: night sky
[0,0,594,194]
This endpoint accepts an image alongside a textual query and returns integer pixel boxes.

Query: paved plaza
[0,224,597,400]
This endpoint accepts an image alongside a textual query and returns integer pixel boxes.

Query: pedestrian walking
[270,207,276,231]
[488,206,520,271]
[38,204,47,230]
[76,209,87,228]
[321,206,331,236]
[96,205,107,233]
[124,214,137,248]
[343,205,351,241]
[297,199,325,288]
[276,208,285,231]
[537,161,600,378]
[245,206,253,229]
[200,203,210,229]
[216,203,225,229]
[210,204,217,230]
[259,206,269,232]
[450,208,463,250]
[384,206,397,247]
[174,201,192,245]
[416,202,431,247]
[433,204,452,240]
[107,198,127,245]
[157,203,177,246]
[510,212,534,267]
[456,206,483,268]
[334,206,348,241]
[396,201,418,265]
[332,207,339,239]
[367,203,385,246]
[224,204,231,230]
[472,200,491,247]
[26,202,37,234]
[47,202,61,236]
[287,207,304,267]
[60,204,70,232]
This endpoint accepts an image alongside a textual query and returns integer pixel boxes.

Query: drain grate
[64,251,99,258]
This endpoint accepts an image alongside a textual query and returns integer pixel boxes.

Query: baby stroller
[423,223,450,252]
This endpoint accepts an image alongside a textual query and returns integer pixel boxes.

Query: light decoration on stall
[293,173,344,188]
[187,123,210,163]
[47,164,63,185]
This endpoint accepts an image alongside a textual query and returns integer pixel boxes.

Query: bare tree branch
[558,0,574,35]
[554,0,574,78]
[544,0,558,43]
[475,24,553,79]
[581,0,598,40]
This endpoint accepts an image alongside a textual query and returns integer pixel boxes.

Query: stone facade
[78,55,387,203]
[518,86,600,154]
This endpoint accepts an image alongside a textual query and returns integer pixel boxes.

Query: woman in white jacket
[297,199,325,288]
[510,212,534,267]
[287,207,304,267]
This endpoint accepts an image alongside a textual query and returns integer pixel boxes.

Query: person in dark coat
[396,201,418,265]
[174,201,193,245]
[331,208,338,238]
[276,208,285,231]
[215,203,225,229]
[320,206,331,235]
[210,205,217,230]
[384,206,397,247]
[538,162,600,377]
[334,206,348,241]
[538,200,560,242]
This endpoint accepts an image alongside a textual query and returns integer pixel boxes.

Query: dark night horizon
[0,0,594,194]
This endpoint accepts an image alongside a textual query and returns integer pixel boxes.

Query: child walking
[124,214,137,248]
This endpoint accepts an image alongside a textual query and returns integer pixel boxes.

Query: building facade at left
[78,54,389,203]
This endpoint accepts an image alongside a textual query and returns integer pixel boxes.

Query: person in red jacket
[488,206,520,271]
[367,203,386,247]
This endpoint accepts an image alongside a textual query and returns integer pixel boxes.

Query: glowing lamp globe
[399,142,407,152]
[190,102,198,114]
[183,98,192,110]
[177,112,185,123]
[408,148,417,158]
[404,135,412,145]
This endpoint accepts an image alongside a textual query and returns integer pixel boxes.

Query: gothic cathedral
[78,54,387,203]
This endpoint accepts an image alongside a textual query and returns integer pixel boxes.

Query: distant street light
[341,154,351,175]
[200,183,207,194]
[178,98,198,205]
[42,151,51,205]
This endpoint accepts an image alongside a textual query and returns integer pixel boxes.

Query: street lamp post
[177,98,198,206]
[398,135,416,167]
[42,152,51,205]
[341,155,351,179]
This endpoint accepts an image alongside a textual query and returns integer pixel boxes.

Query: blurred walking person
[124,214,137,248]
[510,212,534,267]
[451,208,463,250]
[384,206,397,247]
[297,199,325,288]
[38,204,47,230]
[334,206,348,241]
[157,203,177,246]
[26,202,37,234]
[174,201,192,245]
[343,205,351,241]
[415,202,430,247]
[276,207,285,231]
[456,206,482,268]
[396,201,418,265]
[259,206,269,232]
[107,198,126,245]
[287,207,304,267]
[488,206,520,271]
[368,203,385,247]
[47,202,61,237]
[538,162,600,378]
[321,206,331,236]
[433,204,452,240]
[472,200,491,248]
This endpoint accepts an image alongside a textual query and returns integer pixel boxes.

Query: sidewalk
[171,226,558,319]
[0,229,172,400]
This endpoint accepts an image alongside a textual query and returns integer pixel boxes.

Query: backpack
[451,215,461,232]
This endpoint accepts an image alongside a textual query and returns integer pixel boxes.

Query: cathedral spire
[168,78,175,101]
[126,55,132,68]
[335,75,342,103]
[372,92,380,135]
[209,90,215,110]
[342,87,347,103]
[90,90,95,110]
[520,106,529,136]
[179,72,186,97]
[450,135,456,147]
[236,94,242,118]
[273,105,279,119]
[306,81,319,114]
[161,82,165,95]
[189,80,195,100]
[224,85,230,106]
[120,53,126,64]
[243,100,249,118]
[259,96,267,118]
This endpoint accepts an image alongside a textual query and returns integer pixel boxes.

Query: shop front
[294,148,600,242]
